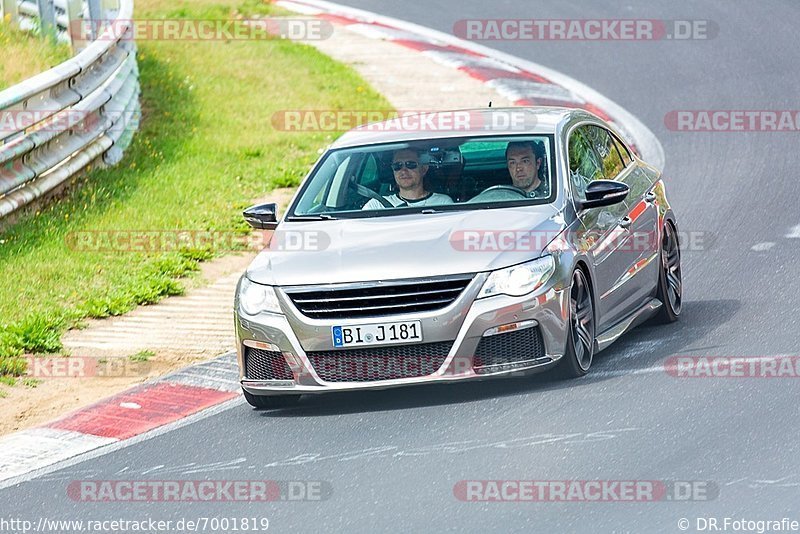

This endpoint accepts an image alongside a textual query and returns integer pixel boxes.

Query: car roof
[329,107,592,149]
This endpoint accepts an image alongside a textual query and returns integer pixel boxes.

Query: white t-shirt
[362,192,454,210]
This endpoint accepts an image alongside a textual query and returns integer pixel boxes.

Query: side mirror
[243,203,279,230]
[580,180,629,210]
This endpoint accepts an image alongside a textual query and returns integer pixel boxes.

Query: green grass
[0,19,71,90]
[0,0,391,375]
[0,376,15,387]
[22,378,41,388]
[129,350,155,362]
[0,354,26,376]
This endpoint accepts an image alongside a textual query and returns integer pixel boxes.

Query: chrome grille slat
[291,287,463,304]
[284,274,474,294]
[284,274,474,319]
[307,297,455,314]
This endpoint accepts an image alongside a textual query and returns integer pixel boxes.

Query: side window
[568,126,603,200]
[611,134,632,167]
[608,133,655,201]
[586,125,626,180]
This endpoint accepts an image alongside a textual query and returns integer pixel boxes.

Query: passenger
[506,141,549,198]
[363,149,454,209]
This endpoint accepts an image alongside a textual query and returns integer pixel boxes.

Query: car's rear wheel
[654,222,682,323]
[558,268,596,378]
[242,389,301,410]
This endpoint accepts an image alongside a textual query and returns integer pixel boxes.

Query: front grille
[284,274,473,319]
[307,341,453,382]
[245,347,293,381]
[473,327,546,374]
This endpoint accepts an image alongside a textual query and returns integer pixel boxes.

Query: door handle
[619,216,632,229]
[645,191,657,203]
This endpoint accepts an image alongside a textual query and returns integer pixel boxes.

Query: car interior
[293,137,555,215]
[349,139,553,210]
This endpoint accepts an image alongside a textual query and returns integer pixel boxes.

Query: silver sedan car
[235,108,681,409]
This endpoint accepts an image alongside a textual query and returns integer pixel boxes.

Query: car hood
[246,206,566,286]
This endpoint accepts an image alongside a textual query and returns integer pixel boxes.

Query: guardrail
[0,0,140,222]
[1,0,110,48]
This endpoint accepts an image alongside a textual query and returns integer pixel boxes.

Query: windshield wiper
[421,206,472,214]
[286,214,338,221]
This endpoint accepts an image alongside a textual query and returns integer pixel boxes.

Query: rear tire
[654,222,682,323]
[557,269,596,378]
[242,389,301,410]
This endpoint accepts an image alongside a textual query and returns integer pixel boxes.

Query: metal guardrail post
[63,0,83,51]
[36,0,57,39]
[1,0,19,24]
[86,0,102,40]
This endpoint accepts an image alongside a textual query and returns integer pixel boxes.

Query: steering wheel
[479,185,529,198]
[348,179,393,208]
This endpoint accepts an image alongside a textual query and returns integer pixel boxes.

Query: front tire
[654,222,682,323]
[242,389,301,410]
[558,268,596,378]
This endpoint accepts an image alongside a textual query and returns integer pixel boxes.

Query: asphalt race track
[2,1,799,532]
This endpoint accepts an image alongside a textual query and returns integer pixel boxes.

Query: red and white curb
[0,353,241,487]
[277,0,665,171]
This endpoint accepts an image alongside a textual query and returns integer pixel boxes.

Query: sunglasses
[391,161,419,171]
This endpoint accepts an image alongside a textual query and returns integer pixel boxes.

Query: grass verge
[129,350,155,362]
[0,0,390,376]
[0,18,72,90]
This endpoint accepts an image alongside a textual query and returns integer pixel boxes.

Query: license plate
[332,321,422,348]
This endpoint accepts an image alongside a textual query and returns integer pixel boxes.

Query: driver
[506,141,549,198]
[362,149,454,209]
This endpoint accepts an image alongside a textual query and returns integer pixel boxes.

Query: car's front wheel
[242,389,301,410]
[558,268,596,378]
[654,222,682,323]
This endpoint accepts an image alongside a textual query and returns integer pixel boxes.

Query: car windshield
[288,135,556,219]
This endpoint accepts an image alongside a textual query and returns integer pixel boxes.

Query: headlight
[478,256,556,298]
[239,277,282,315]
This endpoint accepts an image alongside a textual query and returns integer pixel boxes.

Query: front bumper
[236,274,570,395]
